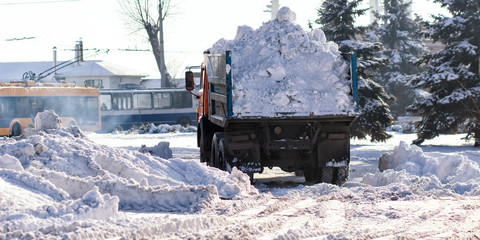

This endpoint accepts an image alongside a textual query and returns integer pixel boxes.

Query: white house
[0,60,147,89]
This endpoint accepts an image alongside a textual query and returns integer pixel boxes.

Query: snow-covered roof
[57,60,147,78]
[0,61,53,80]
[0,60,146,81]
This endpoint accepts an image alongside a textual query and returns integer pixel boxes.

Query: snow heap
[0,115,256,221]
[209,7,353,117]
[364,141,480,196]
[138,123,197,134]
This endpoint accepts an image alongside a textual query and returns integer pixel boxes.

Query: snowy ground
[2,124,480,239]
[3,8,479,239]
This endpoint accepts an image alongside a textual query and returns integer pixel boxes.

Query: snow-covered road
[76,192,480,239]
[2,128,480,239]
[83,131,480,239]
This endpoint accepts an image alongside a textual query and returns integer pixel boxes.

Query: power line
[0,0,79,6]
[5,36,36,41]
[60,48,198,54]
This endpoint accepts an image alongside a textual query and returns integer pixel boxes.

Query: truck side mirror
[185,71,194,91]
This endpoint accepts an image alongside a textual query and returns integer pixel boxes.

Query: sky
[0,0,447,79]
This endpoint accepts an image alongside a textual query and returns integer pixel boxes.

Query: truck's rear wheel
[321,167,334,183]
[334,165,349,186]
[211,132,255,184]
[304,167,332,183]
[304,166,349,186]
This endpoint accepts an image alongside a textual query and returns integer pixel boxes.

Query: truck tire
[200,134,210,164]
[199,117,214,165]
[321,167,334,183]
[303,170,316,183]
[211,132,255,184]
[304,166,348,186]
[334,166,349,186]
[303,167,331,183]
[211,132,227,171]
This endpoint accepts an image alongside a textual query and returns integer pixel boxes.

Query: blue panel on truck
[226,51,233,117]
[351,52,358,107]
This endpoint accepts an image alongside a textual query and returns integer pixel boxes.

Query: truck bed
[205,52,358,128]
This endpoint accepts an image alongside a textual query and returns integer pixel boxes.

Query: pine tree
[376,0,427,118]
[408,0,480,146]
[316,0,393,142]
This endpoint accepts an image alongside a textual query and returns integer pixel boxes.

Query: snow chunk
[139,142,173,159]
[276,6,296,22]
[234,25,254,41]
[68,186,119,220]
[34,110,62,130]
[266,64,286,81]
[0,154,23,171]
[311,28,326,43]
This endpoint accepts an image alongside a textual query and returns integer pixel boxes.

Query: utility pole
[53,46,57,79]
[369,0,383,23]
[264,0,280,20]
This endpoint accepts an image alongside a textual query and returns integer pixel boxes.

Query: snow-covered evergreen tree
[376,0,427,117]
[408,0,480,146]
[315,0,393,142]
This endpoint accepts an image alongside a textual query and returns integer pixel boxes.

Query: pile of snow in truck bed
[209,7,353,117]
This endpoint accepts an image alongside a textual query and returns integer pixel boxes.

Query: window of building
[85,79,103,88]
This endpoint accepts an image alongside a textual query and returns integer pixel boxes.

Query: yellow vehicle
[0,81,101,136]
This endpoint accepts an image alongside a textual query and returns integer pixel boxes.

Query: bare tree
[166,57,185,87]
[119,0,172,87]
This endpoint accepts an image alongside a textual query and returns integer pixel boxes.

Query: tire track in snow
[336,197,480,239]
[195,196,304,239]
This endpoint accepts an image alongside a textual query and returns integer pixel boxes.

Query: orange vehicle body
[196,65,209,121]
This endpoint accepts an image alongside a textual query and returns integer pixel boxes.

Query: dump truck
[185,51,358,185]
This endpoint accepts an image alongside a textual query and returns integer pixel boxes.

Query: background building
[0,60,146,89]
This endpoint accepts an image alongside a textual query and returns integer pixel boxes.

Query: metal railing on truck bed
[205,51,233,127]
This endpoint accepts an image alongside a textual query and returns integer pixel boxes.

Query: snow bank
[139,142,173,159]
[364,141,480,196]
[209,7,353,117]
[0,115,256,217]
[137,123,197,134]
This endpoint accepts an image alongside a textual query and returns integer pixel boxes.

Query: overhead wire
[0,0,79,6]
